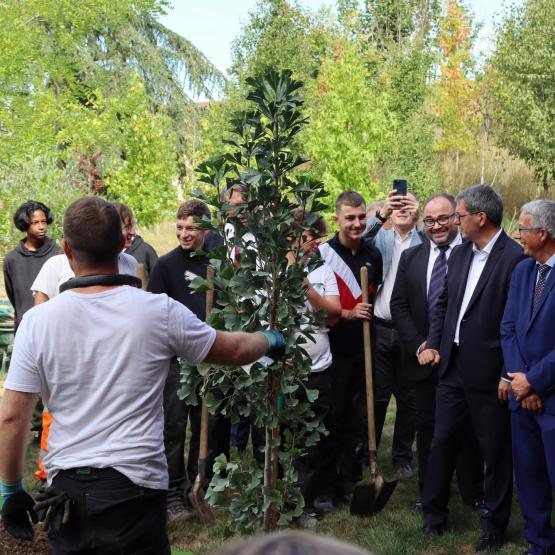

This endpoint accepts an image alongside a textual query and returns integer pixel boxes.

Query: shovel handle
[361,267,378,472]
[199,266,215,463]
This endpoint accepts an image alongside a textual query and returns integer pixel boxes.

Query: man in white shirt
[418,185,525,552]
[364,190,421,478]
[390,193,484,513]
[0,196,284,553]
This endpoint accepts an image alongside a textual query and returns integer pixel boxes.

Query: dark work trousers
[422,348,513,534]
[163,358,230,501]
[413,373,484,501]
[373,318,417,466]
[327,349,368,497]
[293,367,336,507]
[48,468,170,555]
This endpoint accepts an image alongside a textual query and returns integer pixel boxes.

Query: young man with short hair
[148,199,225,524]
[317,191,382,511]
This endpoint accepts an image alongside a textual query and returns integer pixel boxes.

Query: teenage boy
[317,191,382,511]
[148,199,226,524]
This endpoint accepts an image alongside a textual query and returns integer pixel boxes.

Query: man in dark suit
[418,184,525,551]
[391,193,483,512]
[501,199,555,555]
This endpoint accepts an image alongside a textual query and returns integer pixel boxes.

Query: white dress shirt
[454,228,503,345]
[374,229,416,321]
[426,234,462,294]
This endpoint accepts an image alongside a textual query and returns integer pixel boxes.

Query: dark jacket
[3,237,59,329]
[427,230,525,390]
[125,235,158,282]
[390,241,434,382]
[501,257,555,414]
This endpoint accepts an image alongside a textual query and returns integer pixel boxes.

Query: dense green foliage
[0,0,224,243]
[490,0,555,193]
[179,71,329,533]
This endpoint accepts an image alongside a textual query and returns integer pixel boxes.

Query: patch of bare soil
[0,522,49,554]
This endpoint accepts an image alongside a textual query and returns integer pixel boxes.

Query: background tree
[489,0,555,193]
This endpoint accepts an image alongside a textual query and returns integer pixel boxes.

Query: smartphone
[393,179,407,196]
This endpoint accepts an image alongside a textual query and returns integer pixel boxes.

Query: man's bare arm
[0,390,38,483]
[203,331,271,365]
[33,291,49,305]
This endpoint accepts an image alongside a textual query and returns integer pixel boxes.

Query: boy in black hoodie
[3,200,58,330]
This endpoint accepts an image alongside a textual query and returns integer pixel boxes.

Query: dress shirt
[426,234,462,294]
[454,228,503,345]
[374,228,416,321]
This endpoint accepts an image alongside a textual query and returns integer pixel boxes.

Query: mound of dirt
[0,522,49,554]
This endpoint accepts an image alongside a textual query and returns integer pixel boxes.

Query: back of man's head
[64,196,121,267]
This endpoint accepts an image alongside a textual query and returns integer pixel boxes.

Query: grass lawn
[10,396,530,555]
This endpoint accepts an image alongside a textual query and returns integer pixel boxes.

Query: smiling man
[317,191,382,513]
[148,199,225,524]
[501,199,555,555]
[390,193,483,513]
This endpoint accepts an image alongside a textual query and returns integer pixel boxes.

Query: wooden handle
[361,267,378,471]
[199,266,215,462]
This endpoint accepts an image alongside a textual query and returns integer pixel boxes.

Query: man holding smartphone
[364,181,421,478]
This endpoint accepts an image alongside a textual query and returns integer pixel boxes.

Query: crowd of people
[0,183,553,555]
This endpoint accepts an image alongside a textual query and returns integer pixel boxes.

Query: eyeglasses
[517,227,543,234]
[453,211,482,220]
[423,214,455,227]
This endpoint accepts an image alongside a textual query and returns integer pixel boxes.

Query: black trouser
[413,373,484,501]
[422,348,513,533]
[374,319,416,466]
[327,349,368,496]
[293,367,336,506]
[163,358,230,501]
[48,468,170,555]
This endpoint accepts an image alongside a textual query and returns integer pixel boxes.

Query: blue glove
[1,480,37,540]
[256,330,286,359]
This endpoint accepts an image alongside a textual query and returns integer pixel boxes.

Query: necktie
[532,264,550,314]
[428,245,450,313]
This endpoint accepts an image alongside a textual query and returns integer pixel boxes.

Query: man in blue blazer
[501,199,555,555]
[418,184,525,551]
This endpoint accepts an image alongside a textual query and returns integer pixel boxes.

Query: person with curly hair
[3,200,58,330]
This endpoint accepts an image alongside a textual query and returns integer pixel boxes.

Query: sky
[159,0,518,78]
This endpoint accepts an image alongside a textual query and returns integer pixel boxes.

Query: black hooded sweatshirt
[3,237,59,329]
[124,235,158,282]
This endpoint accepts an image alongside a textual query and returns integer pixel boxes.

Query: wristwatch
[375,210,387,224]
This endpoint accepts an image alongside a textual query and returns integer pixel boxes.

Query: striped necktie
[532,264,550,314]
[428,245,450,313]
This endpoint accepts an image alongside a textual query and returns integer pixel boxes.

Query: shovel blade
[189,479,216,524]
[350,476,398,517]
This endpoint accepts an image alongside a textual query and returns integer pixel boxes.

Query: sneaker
[294,510,319,530]
[395,463,413,479]
[313,495,336,515]
[166,498,194,524]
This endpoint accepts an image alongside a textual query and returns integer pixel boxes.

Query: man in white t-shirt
[0,196,284,553]
[287,210,341,528]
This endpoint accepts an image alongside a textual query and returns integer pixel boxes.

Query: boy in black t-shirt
[148,200,226,524]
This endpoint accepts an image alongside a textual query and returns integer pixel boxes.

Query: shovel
[189,265,216,524]
[350,266,398,516]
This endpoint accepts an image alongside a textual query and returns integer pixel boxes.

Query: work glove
[256,330,286,359]
[1,489,38,540]
[34,486,72,533]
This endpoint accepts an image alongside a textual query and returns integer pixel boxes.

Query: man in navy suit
[418,184,525,551]
[501,199,555,555]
